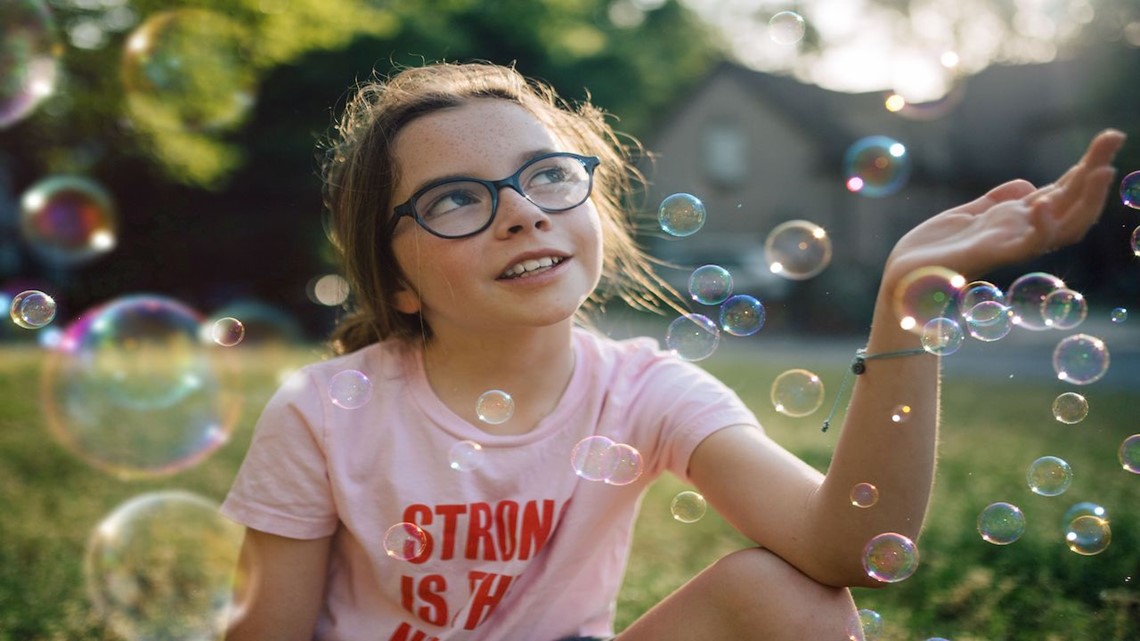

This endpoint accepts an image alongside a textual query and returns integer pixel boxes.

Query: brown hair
[321,61,679,354]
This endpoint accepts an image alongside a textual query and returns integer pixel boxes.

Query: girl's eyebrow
[408,147,560,194]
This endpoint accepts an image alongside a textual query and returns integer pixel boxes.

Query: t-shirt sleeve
[620,341,763,483]
[220,371,339,539]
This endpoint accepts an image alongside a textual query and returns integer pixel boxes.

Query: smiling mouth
[499,256,565,280]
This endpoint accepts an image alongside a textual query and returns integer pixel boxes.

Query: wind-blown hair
[320,61,678,354]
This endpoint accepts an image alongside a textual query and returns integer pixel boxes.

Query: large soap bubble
[0,0,62,129]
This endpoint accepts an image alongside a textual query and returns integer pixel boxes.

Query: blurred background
[3,0,1139,344]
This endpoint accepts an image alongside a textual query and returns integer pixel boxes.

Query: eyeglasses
[389,152,601,239]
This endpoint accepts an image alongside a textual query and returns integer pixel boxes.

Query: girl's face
[388,99,604,340]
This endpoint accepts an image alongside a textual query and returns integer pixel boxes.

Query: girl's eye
[420,186,485,220]
[528,166,569,186]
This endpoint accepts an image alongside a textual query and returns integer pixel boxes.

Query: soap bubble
[1027,456,1073,497]
[9,289,56,329]
[1041,288,1087,330]
[688,265,733,305]
[1110,307,1128,323]
[1132,226,1140,256]
[768,11,806,45]
[1008,272,1065,330]
[1119,434,1140,474]
[855,608,883,641]
[122,9,256,133]
[1121,170,1140,209]
[843,135,911,197]
[571,435,617,482]
[1052,334,1110,385]
[770,369,825,417]
[209,317,245,347]
[20,175,119,265]
[40,295,241,478]
[448,440,484,472]
[850,483,879,508]
[977,502,1026,545]
[862,532,919,583]
[665,313,720,361]
[329,370,371,409]
[604,443,644,486]
[475,389,514,424]
[0,0,62,129]
[1063,502,1108,528]
[892,266,965,332]
[1065,515,1111,555]
[670,491,707,523]
[959,280,1005,312]
[383,522,428,561]
[921,317,964,355]
[890,404,912,423]
[963,301,1014,342]
[657,193,706,237]
[764,219,832,280]
[719,295,765,336]
[1051,392,1088,424]
[84,491,246,641]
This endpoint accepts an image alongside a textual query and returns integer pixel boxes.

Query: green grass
[1,343,1137,640]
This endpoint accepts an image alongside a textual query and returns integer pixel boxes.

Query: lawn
[0,335,1136,640]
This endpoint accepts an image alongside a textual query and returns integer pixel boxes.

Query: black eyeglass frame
[388,152,602,239]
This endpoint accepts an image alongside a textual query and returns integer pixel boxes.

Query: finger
[958,179,1036,214]
[1026,129,1125,207]
[1052,166,1117,243]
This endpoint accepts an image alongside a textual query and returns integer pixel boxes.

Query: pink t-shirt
[221,327,761,641]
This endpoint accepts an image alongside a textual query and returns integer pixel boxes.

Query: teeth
[501,256,563,279]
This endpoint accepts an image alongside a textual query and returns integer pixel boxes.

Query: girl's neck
[419,323,577,436]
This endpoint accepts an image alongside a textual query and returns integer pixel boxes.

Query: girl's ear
[393,283,422,315]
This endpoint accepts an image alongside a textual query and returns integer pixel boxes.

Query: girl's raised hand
[882,129,1126,287]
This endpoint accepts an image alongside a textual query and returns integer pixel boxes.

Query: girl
[220,61,1124,641]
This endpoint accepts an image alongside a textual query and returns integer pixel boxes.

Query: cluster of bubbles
[84,491,247,641]
[570,435,644,486]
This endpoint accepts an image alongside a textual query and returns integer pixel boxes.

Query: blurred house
[639,56,1113,332]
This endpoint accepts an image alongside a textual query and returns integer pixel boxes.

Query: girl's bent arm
[224,528,332,641]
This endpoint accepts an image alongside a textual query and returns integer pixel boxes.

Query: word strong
[402,498,557,562]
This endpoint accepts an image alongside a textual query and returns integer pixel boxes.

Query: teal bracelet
[820,347,929,433]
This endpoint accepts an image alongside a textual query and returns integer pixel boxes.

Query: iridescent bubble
[1052,334,1110,385]
[1008,272,1065,331]
[977,502,1026,545]
[604,443,644,486]
[571,435,617,482]
[448,440,484,472]
[1121,170,1140,209]
[850,483,879,508]
[719,295,765,337]
[1051,392,1088,424]
[764,219,832,280]
[964,301,1014,342]
[40,294,241,478]
[770,368,825,417]
[892,266,965,332]
[921,317,964,355]
[1119,434,1140,474]
[383,522,428,561]
[1027,456,1073,497]
[657,193,706,237]
[9,289,56,329]
[1065,515,1111,556]
[1132,226,1140,256]
[665,313,720,361]
[670,491,707,523]
[843,135,911,197]
[122,9,256,133]
[475,389,514,424]
[19,175,119,265]
[856,608,883,641]
[209,316,244,347]
[862,532,919,583]
[0,0,62,129]
[84,491,246,641]
[1041,288,1087,330]
[890,404,912,423]
[960,280,1005,313]
[329,369,371,409]
[1111,307,1128,323]
[688,264,733,305]
[768,10,806,45]
[1063,501,1108,528]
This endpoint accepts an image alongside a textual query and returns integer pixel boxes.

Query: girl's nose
[494,187,552,236]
